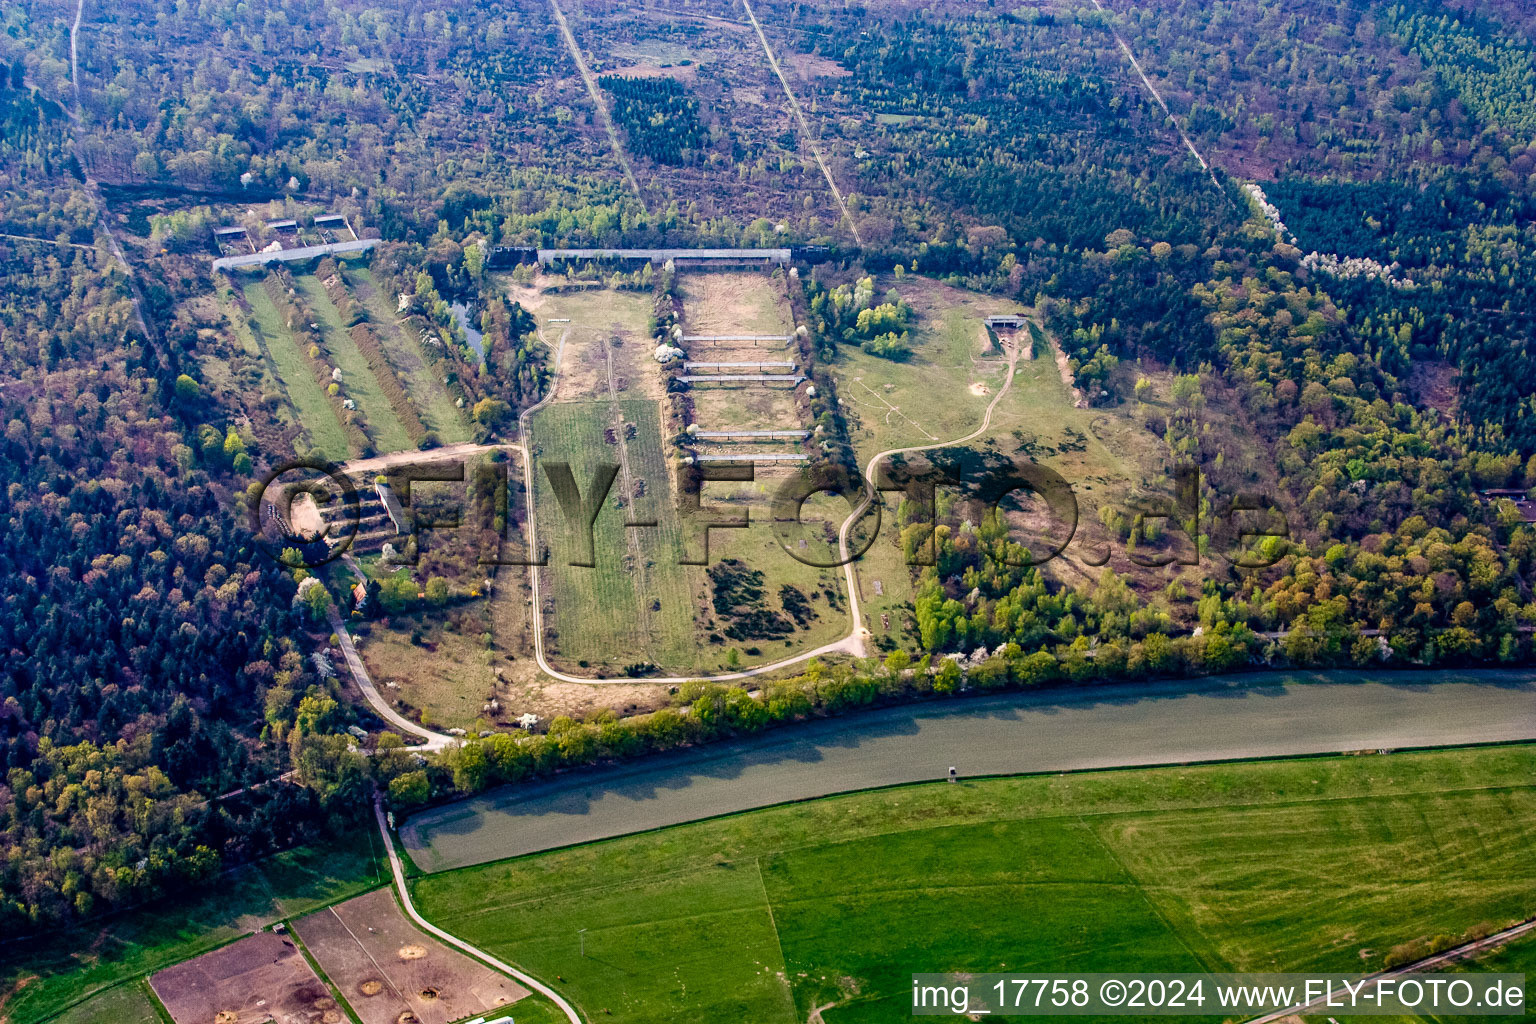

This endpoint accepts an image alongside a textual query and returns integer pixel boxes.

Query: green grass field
[51,981,163,1024]
[0,830,384,1024]
[531,399,705,673]
[411,745,1536,1024]
[349,266,472,444]
[240,279,353,461]
[1317,930,1536,1024]
[293,274,416,454]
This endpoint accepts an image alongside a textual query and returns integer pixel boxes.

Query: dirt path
[336,441,521,478]
[739,0,863,246]
[1086,0,1226,198]
[807,1002,838,1024]
[327,596,457,751]
[546,0,646,209]
[375,798,584,1024]
[835,335,1022,653]
[1043,330,1086,408]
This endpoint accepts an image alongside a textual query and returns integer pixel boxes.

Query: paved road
[375,798,584,1024]
[327,597,457,751]
[400,669,1536,872]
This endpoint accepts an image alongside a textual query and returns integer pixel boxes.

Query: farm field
[530,399,704,674]
[292,887,531,1024]
[240,279,353,462]
[293,274,417,454]
[148,931,334,1024]
[349,266,472,444]
[410,744,1536,1024]
[0,831,384,1024]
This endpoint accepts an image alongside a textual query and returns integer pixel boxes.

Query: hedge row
[348,322,429,441]
[397,617,1536,813]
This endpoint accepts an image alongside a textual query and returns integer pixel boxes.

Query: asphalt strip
[401,669,1536,872]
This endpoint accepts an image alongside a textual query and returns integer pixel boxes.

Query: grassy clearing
[349,266,471,444]
[531,400,704,673]
[293,274,416,454]
[1315,929,1536,1024]
[52,982,163,1024]
[832,275,1166,620]
[827,275,1015,460]
[240,279,352,461]
[357,620,499,731]
[690,502,850,669]
[412,745,1536,1024]
[0,830,384,1024]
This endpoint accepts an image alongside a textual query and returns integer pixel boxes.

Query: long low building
[693,429,810,439]
[538,248,792,265]
[213,238,380,271]
[683,361,797,371]
[678,374,806,384]
[696,453,808,462]
[681,335,795,343]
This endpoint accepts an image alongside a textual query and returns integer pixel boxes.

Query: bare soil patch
[786,51,851,80]
[677,271,793,337]
[293,888,529,1024]
[500,678,670,721]
[149,932,332,1024]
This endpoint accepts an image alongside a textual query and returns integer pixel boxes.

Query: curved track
[400,669,1536,872]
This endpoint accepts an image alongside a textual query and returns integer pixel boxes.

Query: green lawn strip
[0,831,384,1024]
[241,279,353,461]
[1102,788,1536,975]
[348,266,471,443]
[532,399,702,673]
[216,279,263,358]
[293,275,416,454]
[1310,927,1536,1024]
[410,746,1536,1024]
[47,981,163,1024]
[417,860,800,1024]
